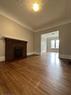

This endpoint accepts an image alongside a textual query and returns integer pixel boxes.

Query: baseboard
[59,54,71,60]
[0,52,40,62]
[27,52,35,56]
[27,52,40,56]
[0,56,5,62]
[34,52,40,55]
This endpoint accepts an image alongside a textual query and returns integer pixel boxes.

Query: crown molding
[0,12,71,33]
[35,19,71,32]
[0,12,34,32]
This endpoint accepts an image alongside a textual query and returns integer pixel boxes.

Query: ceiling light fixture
[32,3,40,12]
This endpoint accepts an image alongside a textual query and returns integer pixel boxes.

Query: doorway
[41,31,59,54]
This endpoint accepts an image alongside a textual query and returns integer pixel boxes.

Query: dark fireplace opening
[14,47,23,59]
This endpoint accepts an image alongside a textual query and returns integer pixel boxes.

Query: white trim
[59,54,71,60]
[0,56,5,62]
[35,20,71,32]
[0,13,34,32]
[34,52,40,55]
[27,52,35,56]
[0,52,40,62]
[27,52,40,56]
[0,12,71,33]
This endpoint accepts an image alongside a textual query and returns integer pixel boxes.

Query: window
[51,39,59,48]
[56,40,59,48]
[51,40,55,48]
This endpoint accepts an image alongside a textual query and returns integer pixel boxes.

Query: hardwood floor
[0,52,71,95]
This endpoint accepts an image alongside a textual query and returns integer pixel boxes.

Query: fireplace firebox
[14,47,24,59]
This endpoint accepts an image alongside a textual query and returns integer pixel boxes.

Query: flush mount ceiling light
[25,0,43,12]
[32,3,40,12]
[32,0,42,12]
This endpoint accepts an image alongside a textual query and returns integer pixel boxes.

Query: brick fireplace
[5,38,27,62]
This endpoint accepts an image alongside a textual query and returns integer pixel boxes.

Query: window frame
[51,39,59,49]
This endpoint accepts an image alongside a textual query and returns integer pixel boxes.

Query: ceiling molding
[0,12,34,32]
[0,12,71,33]
[35,19,71,32]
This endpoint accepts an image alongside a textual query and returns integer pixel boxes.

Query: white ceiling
[0,0,71,31]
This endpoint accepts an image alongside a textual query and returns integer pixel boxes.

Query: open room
[0,0,71,95]
[41,31,59,53]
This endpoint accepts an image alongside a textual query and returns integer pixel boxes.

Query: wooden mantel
[5,38,27,62]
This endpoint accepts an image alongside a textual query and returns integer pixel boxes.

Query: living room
[0,0,71,94]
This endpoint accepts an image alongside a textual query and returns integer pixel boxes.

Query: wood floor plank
[0,52,71,95]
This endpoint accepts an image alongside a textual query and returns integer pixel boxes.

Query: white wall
[41,36,47,53]
[0,15,34,61]
[59,23,71,59]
